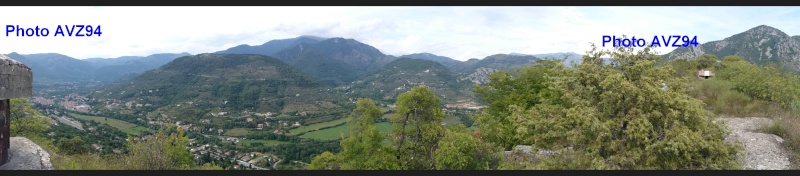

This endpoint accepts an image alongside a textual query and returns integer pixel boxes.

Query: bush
[791,99,800,113]
[475,45,742,169]
[713,90,752,116]
[9,98,50,137]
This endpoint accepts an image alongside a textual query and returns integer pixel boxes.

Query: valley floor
[717,117,792,170]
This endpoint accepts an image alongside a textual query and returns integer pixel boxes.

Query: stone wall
[0,54,33,100]
[0,54,34,167]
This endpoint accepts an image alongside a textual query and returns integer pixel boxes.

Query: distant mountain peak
[297,35,326,41]
[214,36,324,56]
[399,52,459,69]
[743,25,788,37]
[403,52,442,57]
[662,25,800,72]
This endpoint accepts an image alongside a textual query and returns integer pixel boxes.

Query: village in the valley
[30,92,314,170]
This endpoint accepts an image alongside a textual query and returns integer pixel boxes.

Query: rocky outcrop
[717,117,792,170]
[0,137,53,170]
[503,145,572,163]
[460,67,497,84]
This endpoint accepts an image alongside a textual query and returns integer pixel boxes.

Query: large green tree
[308,98,398,170]
[472,59,570,150]
[310,87,498,170]
[477,45,741,169]
[390,86,446,170]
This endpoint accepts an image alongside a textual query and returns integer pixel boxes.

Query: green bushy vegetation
[669,54,800,167]
[309,45,748,170]
[308,88,501,170]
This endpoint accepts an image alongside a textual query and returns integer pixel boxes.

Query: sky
[1,6,799,61]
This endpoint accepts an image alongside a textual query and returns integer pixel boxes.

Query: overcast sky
[1,7,799,61]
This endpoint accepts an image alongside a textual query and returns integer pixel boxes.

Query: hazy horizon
[1,6,799,61]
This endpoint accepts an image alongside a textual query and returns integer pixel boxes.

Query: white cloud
[0,7,798,60]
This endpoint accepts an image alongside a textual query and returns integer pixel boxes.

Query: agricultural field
[299,122,393,140]
[289,118,348,135]
[237,139,290,147]
[224,128,252,137]
[68,113,151,135]
[442,115,464,126]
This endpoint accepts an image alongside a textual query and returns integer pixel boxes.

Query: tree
[336,98,398,169]
[307,151,340,170]
[310,88,499,170]
[434,125,501,170]
[696,54,718,70]
[390,86,445,170]
[476,46,740,169]
[472,59,569,150]
[56,136,89,155]
[715,56,800,108]
[123,126,196,170]
[308,98,397,170]
[477,44,741,169]
[9,98,49,137]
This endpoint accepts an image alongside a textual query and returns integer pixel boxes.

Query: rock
[504,145,571,162]
[460,67,497,84]
[717,117,792,170]
[0,137,53,170]
[774,135,785,144]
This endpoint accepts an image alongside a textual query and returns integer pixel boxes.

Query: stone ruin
[0,54,52,170]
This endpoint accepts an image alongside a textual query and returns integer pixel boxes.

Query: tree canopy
[473,45,741,169]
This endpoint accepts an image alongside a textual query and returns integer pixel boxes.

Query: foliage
[123,126,195,170]
[337,98,399,169]
[258,139,341,163]
[390,86,446,169]
[307,151,341,170]
[434,125,501,170]
[472,59,570,150]
[56,136,90,155]
[695,54,719,70]
[308,98,398,170]
[309,89,497,170]
[714,57,800,108]
[473,44,741,169]
[9,98,50,137]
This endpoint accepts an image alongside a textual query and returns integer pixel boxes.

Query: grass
[121,126,152,136]
[69,113,151,135]
[299,122,393,140]
[685,79,800,168]
[754,109,800,169]
[289,117,348,135]
[237,139,290,147]
[224,128,252,137]
[443,115,464,126]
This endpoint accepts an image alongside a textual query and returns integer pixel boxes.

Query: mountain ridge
[661,25,800,72]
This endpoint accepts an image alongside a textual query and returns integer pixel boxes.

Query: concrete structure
[698,69,714,79]
[0,54,33,167]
